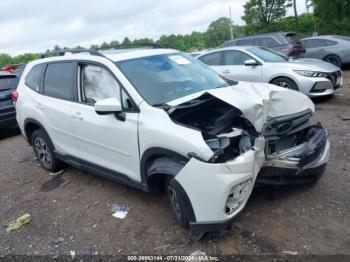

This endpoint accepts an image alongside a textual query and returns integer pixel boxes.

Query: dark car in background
[302,35,350,68]
[221,32,305,58]
[0,65,25,127]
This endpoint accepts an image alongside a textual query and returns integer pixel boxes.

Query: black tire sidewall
[165,176,191,229]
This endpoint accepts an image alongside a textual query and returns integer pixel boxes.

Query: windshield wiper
[152,103,171,110]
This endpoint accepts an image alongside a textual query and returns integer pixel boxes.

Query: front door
[218,50,262,82]
[71,63,141,182]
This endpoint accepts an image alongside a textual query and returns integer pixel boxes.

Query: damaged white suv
[15,48,330,232]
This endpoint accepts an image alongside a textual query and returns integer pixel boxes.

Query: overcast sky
[0,0,307,55]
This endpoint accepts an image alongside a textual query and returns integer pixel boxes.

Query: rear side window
[236,38,255,45]
[304,39,327,48]
[198,52,222,65]
[25,64,46,92]
[255,37,280,47]
[325,40,337,46]
[44,62,75,100]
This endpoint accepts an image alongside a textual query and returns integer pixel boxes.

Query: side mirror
[95,98,122,114]
[244,59,260,66]
[95,98,126,121]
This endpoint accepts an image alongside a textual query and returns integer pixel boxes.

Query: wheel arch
[24,118,50,145]
[323,53,342,65]
[140,147,189,190]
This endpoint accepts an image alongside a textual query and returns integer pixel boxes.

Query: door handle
[36,103,44,110]
[72,112,84,120]
[222,69,231,74]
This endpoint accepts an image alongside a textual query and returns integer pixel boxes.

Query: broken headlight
[206,134,252,163]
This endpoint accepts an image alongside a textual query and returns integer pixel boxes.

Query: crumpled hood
[168,82,315,132]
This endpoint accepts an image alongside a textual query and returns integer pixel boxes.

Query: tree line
[1,0,349,68]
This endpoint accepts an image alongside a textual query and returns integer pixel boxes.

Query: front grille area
[326,70,342,89]
[263,109,313,156]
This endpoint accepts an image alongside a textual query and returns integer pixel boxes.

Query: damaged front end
[257,109,329,185]
[162,84,329,230]
[167,93,258,163]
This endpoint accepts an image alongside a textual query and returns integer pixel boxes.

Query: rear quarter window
[43,62,75,100]
[25,64,46,92]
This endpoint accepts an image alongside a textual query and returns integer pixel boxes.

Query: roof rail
[39,49,106,59]
[96,43,167,50]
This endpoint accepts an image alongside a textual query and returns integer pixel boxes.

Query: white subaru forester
[14,48,330,232]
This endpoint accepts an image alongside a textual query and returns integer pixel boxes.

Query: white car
[197,46,342,97]
[14,48,329,232]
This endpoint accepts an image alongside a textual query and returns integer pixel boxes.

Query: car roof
[102,48,178,62]
[198,45,259,55]
[28,48,180,66]
[302,35,337,40]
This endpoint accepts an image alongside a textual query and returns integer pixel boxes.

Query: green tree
[312,0,350,34]
[242,0,291,33]
[206,17,233,47]
[122,37,132,45]
[100,42,110,49]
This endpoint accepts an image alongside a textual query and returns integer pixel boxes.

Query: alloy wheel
[34,137,52,169]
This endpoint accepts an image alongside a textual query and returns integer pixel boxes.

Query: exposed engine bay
[166,93,258,163]
[165,92,326,167]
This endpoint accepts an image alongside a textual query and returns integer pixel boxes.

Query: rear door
[71,62,141,182]
[40,62,80,157]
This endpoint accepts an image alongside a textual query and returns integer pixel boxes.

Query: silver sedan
[197,46,342,97]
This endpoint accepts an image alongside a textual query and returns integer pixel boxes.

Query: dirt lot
[1,71,350,258]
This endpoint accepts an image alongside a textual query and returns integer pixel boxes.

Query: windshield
[0,75,17,91]
[248,47,288,62]
[116,53,228,106]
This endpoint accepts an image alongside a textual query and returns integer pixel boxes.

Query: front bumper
[298,72,343,97]
[0,103,17,127]
[175,125,329,232]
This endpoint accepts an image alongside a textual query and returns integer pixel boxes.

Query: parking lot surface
[1,71,349,257]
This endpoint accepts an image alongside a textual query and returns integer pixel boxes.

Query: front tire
[166,176,194,229]
[271,77,298,91]
[32,129,63,172]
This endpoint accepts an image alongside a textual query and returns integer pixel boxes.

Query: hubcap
[34,137,52,168]
[277,81,292,89]
[168,184,181,219]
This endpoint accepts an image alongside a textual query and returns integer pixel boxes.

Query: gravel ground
[0,70,349,258]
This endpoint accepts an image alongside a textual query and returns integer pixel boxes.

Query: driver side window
[223,50,252,65]
[80,64,120,104]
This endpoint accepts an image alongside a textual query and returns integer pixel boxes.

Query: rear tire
[271,77,298,91]
[323,55,342,68]
[32,129,63,172]
[165,176,193,229]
